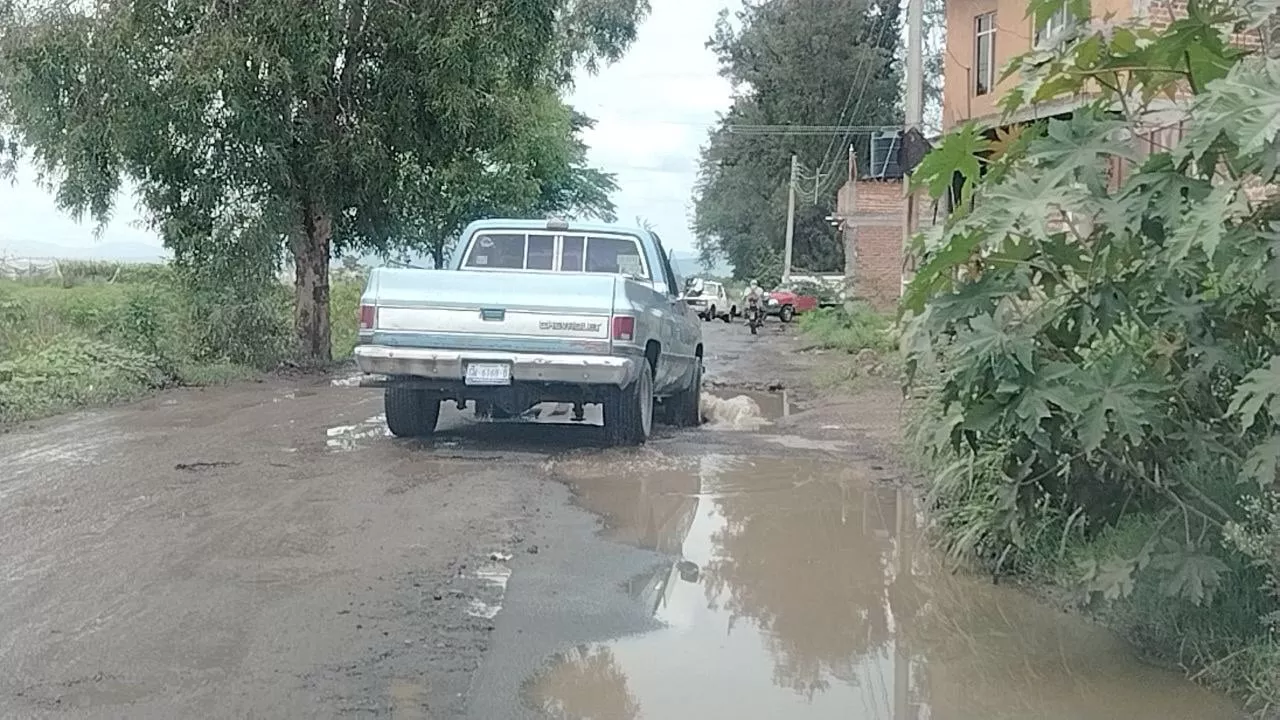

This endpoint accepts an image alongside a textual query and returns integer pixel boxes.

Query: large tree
[381,96,619,269]
[0,0,646,361]
[692,0,902,282]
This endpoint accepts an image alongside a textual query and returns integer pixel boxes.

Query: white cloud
[570,0,735,249]
[0,0,732,258]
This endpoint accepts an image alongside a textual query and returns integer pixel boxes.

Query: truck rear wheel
[385,386,440,438]
[605,362,654,446]
[666,361,702,427]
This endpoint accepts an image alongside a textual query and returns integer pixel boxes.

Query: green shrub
[330,275,366,360]
[0,249,368,423]
[0,335,168,421]
[798,304,895,354]
[0,257,290,422]
[901,0,1280,710]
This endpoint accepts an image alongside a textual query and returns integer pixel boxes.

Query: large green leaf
[1080,556,1138,602]
[1029,112,1139,191]
[1228,355,1280,427]
[1152,547,1230,607]
[1075,354,1159,451]
[1167,183,1247,263]
[1241,434,1280,488]
[911,123,989,201]
[1182,56,1280,163]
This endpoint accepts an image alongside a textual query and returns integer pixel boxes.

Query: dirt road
[0,321,1244,719]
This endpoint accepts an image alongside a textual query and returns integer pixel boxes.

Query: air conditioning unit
[867,130,903,179]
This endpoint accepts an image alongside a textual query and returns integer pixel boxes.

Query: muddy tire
[605,362,654,446]
[779,304,795,323]
[384,386,440,438]
[666,361,702,427]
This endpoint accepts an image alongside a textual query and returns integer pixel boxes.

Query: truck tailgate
[366,268,619,353]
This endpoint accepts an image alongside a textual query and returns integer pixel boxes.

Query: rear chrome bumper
[353,345,640,387]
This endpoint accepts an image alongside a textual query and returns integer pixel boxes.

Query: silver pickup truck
[353,218,704,445]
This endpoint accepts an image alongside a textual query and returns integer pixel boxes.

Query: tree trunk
[291,203,333,363]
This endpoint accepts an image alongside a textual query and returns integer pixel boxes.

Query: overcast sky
[0,0,734,259]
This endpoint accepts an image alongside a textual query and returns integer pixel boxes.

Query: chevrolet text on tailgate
[353,218,705,446]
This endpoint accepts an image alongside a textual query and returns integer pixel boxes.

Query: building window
[1035,6,1072,47]
[974,12,996,96]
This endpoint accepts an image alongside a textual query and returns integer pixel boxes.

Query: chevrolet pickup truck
[353,218,704,445]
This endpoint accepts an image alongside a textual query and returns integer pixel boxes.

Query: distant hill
[0,238,169,262]
[669,250,733,279]
[0,233,735,277]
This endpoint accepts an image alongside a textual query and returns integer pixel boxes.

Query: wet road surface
[0,321,1243,719]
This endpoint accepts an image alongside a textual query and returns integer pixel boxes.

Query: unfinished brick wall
[1140,0,1266,48]
[837,179,905,310]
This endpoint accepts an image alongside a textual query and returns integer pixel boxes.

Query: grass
[797,304,896,354]
[796,304,899,388]
[0,261,368,424]
[1054,509,1280,712]
[905,403,1280,715]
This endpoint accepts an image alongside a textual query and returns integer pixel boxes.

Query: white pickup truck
[353,218,704,445]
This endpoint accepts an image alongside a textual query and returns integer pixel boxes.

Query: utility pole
[783,153,797,285]
[905,0,923,131]
[903,0,925,299]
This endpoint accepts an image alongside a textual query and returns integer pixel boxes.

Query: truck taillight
[611,315,635,342]
[359,304,375,330]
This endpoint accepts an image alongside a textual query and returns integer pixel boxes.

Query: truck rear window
[463,232,649,280]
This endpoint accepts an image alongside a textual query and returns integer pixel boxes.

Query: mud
[0,385,545,718]
[0,320,1246,719]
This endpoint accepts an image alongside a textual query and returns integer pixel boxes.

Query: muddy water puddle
[530,455,1239,720]
[700,388,793,430]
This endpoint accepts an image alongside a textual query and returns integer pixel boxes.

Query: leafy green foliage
[903,0,1280,708]
[0,268,303,423]
[0,0,644,360]
[691,0,902,281]
[799,304,895,355]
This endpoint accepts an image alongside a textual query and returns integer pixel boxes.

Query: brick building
[836,169,907,310]
[912,0,1273,274]
[941,0,1266,132]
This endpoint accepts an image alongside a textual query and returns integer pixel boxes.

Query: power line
[727,123,903,135]
[812,2,904,192]
[815,2,897,179]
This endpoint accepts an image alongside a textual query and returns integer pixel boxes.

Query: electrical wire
[814,1,897,178]
[812,0,904,194]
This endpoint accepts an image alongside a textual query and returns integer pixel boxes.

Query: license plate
[465,362,511,386]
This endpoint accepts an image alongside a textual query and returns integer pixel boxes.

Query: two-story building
[941,0,1197,131]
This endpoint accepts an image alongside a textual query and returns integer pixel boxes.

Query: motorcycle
[745,295,765,335]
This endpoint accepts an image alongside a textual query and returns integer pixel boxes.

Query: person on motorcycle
[743,281,767,334]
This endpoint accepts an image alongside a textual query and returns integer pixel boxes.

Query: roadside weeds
[0,263,364,426]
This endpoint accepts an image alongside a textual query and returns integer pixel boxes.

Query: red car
[765,289,818,322]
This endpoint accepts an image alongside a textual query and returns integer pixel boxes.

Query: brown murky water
[530,455,1240,720]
